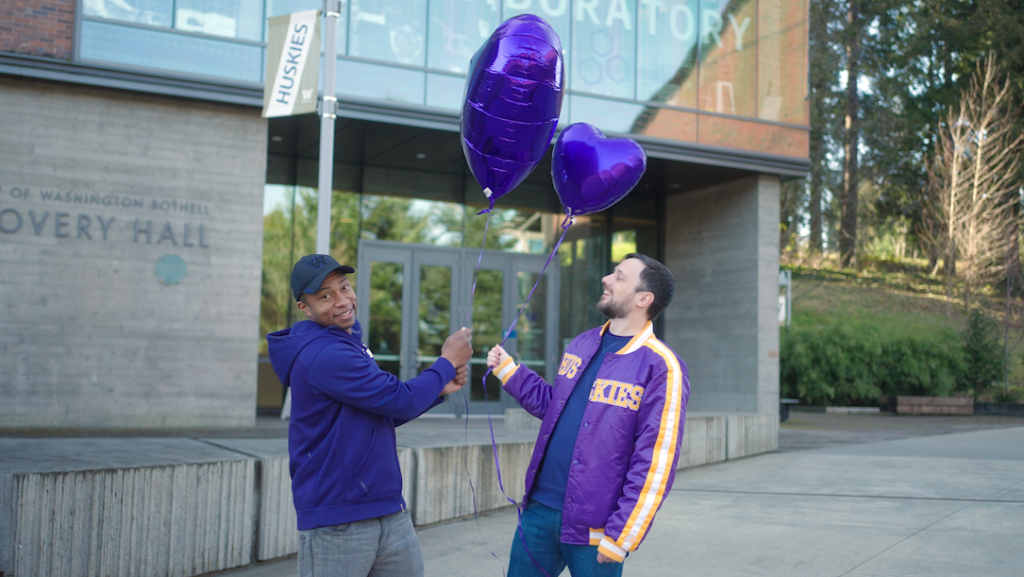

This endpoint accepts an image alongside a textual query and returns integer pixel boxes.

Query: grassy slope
[785,256,1024,392]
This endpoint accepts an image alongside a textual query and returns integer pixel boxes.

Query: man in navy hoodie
[268,254,473,577]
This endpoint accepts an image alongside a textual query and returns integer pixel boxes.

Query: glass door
[356,245,412,379]
[357,240,558,415]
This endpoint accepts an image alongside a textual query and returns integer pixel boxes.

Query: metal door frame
[356,239,559,414]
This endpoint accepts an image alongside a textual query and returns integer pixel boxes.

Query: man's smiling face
[597,258,645,319]
[297,270,358,333]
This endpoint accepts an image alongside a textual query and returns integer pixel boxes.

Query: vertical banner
[262,9,321,118]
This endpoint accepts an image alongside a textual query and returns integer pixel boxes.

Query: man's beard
[597,295,630,319]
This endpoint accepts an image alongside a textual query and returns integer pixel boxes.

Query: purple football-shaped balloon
[461,14,564,206]
[551,123,647,217]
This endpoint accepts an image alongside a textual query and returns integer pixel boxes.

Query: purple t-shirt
[530,332,631,510]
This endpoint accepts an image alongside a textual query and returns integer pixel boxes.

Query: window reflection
[175,0,263,41]
[84,0,173,27]
[697,0,756,117]
[559,215,607,352]
[570,0,636,99]
[336,58,425,104]
[428,0,499,73]
[82,0,810,156]
[569,95,644,134]
[464,208,559,255]
[757,0,808,124]
[360,195,465,247]
[259,186,360,354]
[426,72,466,110]
[637,0,698,106]
[79,19,263,82]
[349,0,427,66]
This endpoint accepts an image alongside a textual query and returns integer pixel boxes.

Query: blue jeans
[508,500,624,577]
[297,510,423,577]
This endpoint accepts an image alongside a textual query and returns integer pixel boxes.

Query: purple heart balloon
[461,14,565,208]
[551,123,647,216]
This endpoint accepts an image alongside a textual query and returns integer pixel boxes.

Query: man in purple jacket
[268,254,473,577]
[487,253,689,577]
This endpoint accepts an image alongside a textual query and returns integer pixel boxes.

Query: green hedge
[780,313,967,406]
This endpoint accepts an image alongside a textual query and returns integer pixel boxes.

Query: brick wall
[0,0,74,59]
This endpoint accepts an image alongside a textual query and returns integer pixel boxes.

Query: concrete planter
[886,396,974,415]
[974,402,1024,417]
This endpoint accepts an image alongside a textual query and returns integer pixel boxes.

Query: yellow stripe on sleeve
[615,339,683,551]
[495,356,519,384]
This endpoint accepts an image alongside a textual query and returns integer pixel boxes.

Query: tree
[960,308,1004,400]
[839,0,863,267]
[920,53,1023,312]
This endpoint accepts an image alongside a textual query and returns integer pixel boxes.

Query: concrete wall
[662,174,781,415]
[0,78,267,427]
[0,438,257,577]
[0,415,777,576]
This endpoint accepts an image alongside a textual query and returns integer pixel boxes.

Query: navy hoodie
[267,319,455,530]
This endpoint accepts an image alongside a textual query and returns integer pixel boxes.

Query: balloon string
[463,210,492,329]
[474,213,574,577]
[463,394,507,576]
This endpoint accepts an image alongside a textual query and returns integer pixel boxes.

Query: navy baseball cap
[290,254,355,301]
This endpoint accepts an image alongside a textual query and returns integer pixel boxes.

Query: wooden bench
[889,396,973,415]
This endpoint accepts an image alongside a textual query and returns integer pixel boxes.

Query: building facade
[1,0,808,427]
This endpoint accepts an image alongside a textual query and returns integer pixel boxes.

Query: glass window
[570,0,637,100]
[558,214,607,351]
[697,114,809,156]
[569,94,644,134]
[425,72,466,110]
[360,195,466,247]
[697,0,757,117]
[368,261,403,372]
[611,229,636,262]
[349,0,427,66]
[469,268,504,401]
[629,105,697,140]
[637,0,698,106]
[428,0,500,73]
[175,0,263,41]
[79,19,263,82]
[465,208,560,254]
[336,58,425,104]
[260,185,361,355]
[757,0,808,124]
[83,0,173,28]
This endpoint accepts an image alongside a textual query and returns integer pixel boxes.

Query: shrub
[781,313,965,406]
[960,309,1004,397]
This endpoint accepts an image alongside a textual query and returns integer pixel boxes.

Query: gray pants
[298,510,423,577]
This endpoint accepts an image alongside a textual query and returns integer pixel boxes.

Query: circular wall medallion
[155,254,187,285]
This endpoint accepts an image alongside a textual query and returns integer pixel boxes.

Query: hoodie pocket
[349,426,402,498]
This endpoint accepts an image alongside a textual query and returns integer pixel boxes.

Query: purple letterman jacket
[496,320,689,563]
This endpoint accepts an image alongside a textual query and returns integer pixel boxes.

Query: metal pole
[316,0,340,255]
[285,1,339,422]
[786,270,792,328]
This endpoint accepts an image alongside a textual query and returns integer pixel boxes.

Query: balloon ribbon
[462,212,575,577]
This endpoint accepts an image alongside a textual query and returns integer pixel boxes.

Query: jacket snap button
[583,422,588,428]
[572,459,578,465]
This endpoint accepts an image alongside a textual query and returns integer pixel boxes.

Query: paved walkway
[217,413,1024,577]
